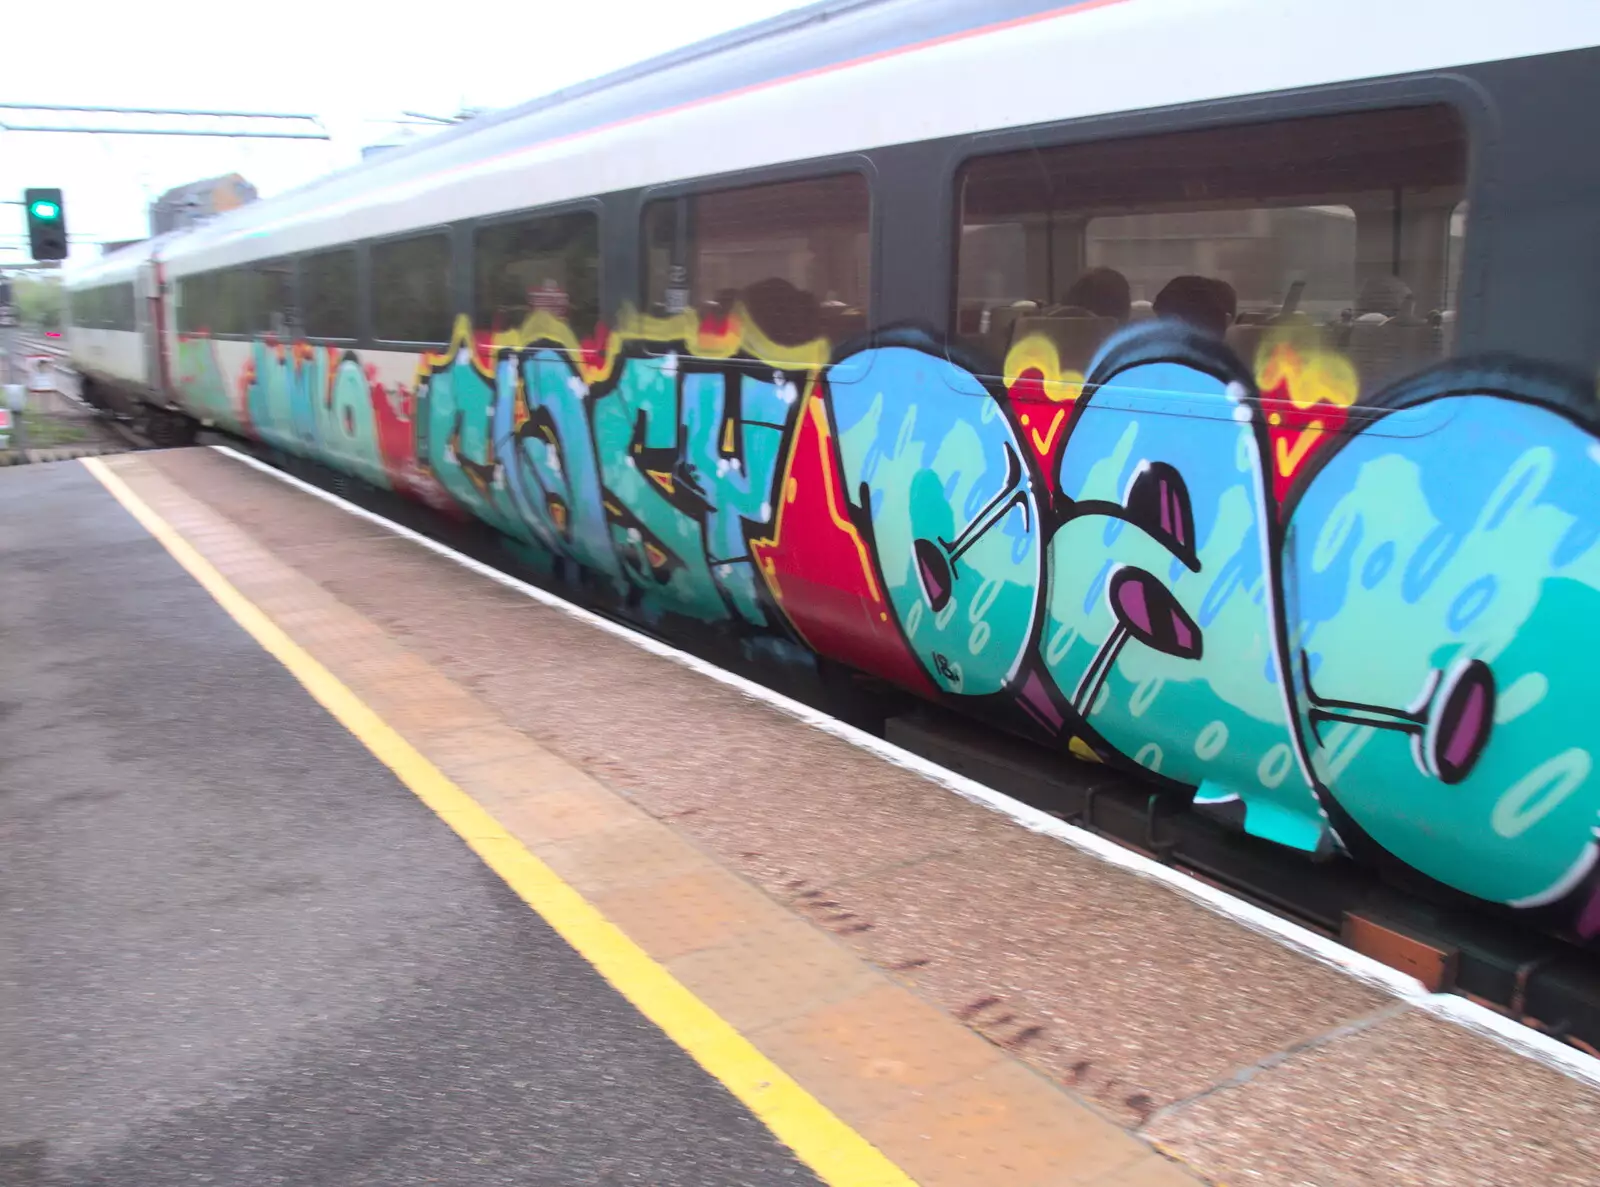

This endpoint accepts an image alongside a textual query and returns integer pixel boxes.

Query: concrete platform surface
[8,445,1600,1187]
[0,462,820,1187]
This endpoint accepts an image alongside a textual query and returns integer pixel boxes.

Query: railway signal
[24,189,67,260]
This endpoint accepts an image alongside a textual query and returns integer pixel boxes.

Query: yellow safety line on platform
[81,456,917,1187]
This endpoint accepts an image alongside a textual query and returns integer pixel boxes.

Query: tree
[12,276,64,330]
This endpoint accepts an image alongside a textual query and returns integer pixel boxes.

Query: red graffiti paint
[1009,368,1074,499]
[752,392,936,696]
[1255,341,1357,507]
[367,369,458,513]
[580,323,611,374]
[1260,378,1351,507]
[234,349,256,432]
[699,308,733,340]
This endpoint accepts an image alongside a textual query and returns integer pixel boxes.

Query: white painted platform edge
[209,442,1600,1092]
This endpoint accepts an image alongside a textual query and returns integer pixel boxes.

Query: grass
[1,411,93,450]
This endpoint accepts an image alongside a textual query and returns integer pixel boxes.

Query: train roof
[63,233,180,288]
[71,0,1600,282]
[63,0,915,288]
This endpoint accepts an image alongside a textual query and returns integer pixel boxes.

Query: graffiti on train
[176,334,453,509]
[175,307,1600,935]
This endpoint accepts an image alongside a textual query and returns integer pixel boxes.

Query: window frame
[942,75,1489,366]
[636,153,879,364]
[113,281,137,332]
[298,245,361,344]
[241,256,294,339]
[171,268,246,339]
[175,271,218,336]
[470,197,604,345]
[368,224,456,348]
[204,267,251,340]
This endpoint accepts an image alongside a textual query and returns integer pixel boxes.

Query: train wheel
[143,407,197,448]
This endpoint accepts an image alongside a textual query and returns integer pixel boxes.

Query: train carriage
[62,234,196,442]
[64,0,1600,944]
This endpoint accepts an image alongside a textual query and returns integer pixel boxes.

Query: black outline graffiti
[401,314,1600,938]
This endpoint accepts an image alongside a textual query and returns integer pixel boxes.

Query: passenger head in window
[1355,275,1415,322]
[1060,267,1131,322]
[1154,275,1238,339]
[741,277,823,347]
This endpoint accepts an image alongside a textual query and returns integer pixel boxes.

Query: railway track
[0,343,153,465]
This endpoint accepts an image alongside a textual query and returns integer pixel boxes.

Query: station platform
[5,447,1600,1187]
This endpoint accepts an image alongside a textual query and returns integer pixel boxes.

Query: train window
[1444,199,1468,319]
[474,210,599,341]
[177,273,213,334]
[953,104,1467,393]
[641,200,684,314]
[111,282,136,331]
[240,258,292,336]
[641,172,870,359]
[302,248,357,340]
[372,233,451,344]
[213,270,253,337]
[176,270,249,336]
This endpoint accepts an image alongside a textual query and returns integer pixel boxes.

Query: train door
[135,260,163,396]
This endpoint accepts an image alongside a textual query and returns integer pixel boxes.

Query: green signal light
[29,200,60,221]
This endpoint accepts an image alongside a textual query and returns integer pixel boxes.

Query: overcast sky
[0,0,810,262]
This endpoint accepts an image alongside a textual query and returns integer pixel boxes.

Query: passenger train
[64,0,1600,946]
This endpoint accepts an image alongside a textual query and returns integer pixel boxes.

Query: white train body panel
[65,327,146,386]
